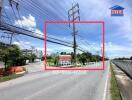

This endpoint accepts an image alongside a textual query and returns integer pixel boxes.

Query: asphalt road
[0,61,110,100]
[23,61,44,73]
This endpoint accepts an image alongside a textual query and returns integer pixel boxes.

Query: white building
[59,55,72,65]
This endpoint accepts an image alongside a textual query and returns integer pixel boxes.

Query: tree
[77,52,102,65]
[8,45,21,66]
[0,45,22,68]
[78,53,88,65]
[41,56,44,61]
[29,54,37,62]
[130,56,132,60]
[54,56,59,66]
[60,52,66,55]
[16,54,28,66]
[0,44,35,68]
[0,49,9,68]
[91,56,96,62]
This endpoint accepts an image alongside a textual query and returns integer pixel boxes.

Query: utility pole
[68,3,80,66]
[0,0,12,44]
[0,0,3,22]
[9,32,14,44]
[8,0,19,44]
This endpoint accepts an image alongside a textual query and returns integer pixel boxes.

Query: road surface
[23,61,44,73]
[0,61,110,100]
[0,61,4,68]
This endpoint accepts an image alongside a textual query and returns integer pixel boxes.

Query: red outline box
[44,21,105,71]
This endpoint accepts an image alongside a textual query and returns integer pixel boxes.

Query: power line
[1,0,88,54]
[20,0,71,31]
[4,0,72,41]
[9,0,20,25]
[2,8,13,24]
[0,21,87,53]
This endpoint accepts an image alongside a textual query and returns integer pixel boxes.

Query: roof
[110,5,124,10]
[59,55,72,60]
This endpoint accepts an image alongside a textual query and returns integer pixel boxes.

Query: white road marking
[103,62,110,100]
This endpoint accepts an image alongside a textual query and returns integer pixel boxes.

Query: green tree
[8,45,21,66]
[60,52,66,55]
[91,56,97,62]
[29,54,37,62]
[130,56,132,60]
[0,45,22,68]
[54,56,59,66]
[78,53,87,65]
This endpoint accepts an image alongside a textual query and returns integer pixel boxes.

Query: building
[110,5,124,16]
[59,55,72,66]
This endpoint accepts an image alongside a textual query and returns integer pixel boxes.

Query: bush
[0,67,26,76]
[0,45,37,68]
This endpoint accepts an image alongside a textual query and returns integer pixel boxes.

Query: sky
[1,0,132,58]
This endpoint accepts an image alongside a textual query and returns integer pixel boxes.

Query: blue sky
[1,0,132,58]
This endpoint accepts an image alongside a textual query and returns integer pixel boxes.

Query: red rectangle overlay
[44,21,105,71]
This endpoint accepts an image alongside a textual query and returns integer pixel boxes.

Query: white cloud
[36,47,44,51]
[78,0,110,20]
[13,41,32,49]
[105,42,132,58]
[13,1,132,58]
[4,6,10,10]
[60,47,72,51]
[14,14,43,36]
[15,14,36,28]
[13,41,20,46]
[34,29,43,36]
[106,42,132,52]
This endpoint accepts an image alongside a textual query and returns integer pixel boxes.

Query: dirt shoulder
[111,63,132,100]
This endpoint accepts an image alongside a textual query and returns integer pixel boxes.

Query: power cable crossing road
[0,0,97,54]
[0,21,87,53]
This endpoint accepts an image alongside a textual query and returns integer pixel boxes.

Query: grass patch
[0,74,24,82]
[110,63,122,100]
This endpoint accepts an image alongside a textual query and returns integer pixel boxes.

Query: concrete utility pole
[9,0,19,45]
[68,3,80,65]
[0,0,13,44]
[0,0,3,22]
